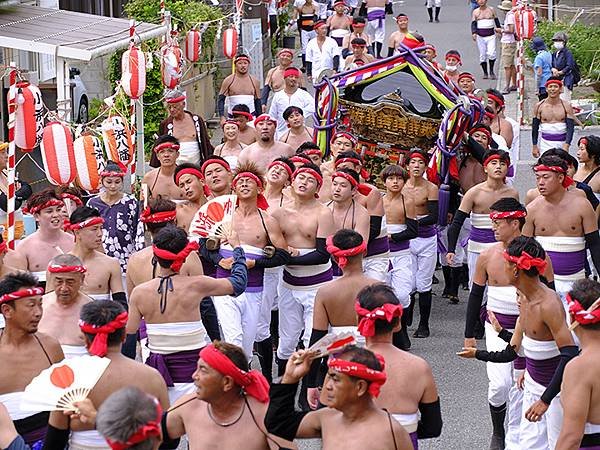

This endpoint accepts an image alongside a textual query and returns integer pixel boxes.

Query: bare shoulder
[143,168,158,182]
[505,186,520,198]
[525,188,539,205]
[426,179,439,192]
[35,332,64,360]
[221,73,234,85]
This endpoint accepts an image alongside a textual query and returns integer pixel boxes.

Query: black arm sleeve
[540,275,556,291]
[387,47,395,57]
[261,85,271,106]
[464,282,485,338]
[265,383,309,441]
[369,215,383,242]
[333,55,340,72]
[42,424,70,450]
[341,47,351,59]
[254,98,262,118]
[475,344,519,363]
[306,62,313,78]
[494,17,501,28]
[390,217,418,242]
[122,333,137,359]
[447,210,468,254]
[417,200,438,227]
[0,180,32,212]
[565,118,575,144]
[532,117,541,145]
[288,238,330,265]
[199,240,224,267]
[159,412,181,449]
[253,248,291,269]
[471,20,477,34]
[358,2,367,16]
[498,328,513,343]
[466,136,486,163]
[218,94,226,117]
[307,328,328,387]
[111,291,128,311]
[228,247,248,297]
[586,232,600,276]
[417,398,443,439]
[385,1,393,14]
[540,345,579,405]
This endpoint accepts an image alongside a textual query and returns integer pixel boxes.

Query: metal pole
[135,97,145,178]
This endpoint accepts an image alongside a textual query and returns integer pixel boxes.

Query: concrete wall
[76,55,113,102]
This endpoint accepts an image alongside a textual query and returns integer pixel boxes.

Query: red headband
[254,114,277,127]
[48,263,87,274]
[291,155,312,165]
[100,171,125,178]
[293,167,323,188]
[484,110,496,120]
[304,149,322,157]
[445,54,462,64]
[201,158,231,174]
[471,126,492,141]
[534,164,574,188]
[332,171,358,189]
[284,67,301,78]
[140,207,177,224]
[235,55,250,63]
[407,152,427,163]
[232,172,269,210]
[106,400,162,450]
[578,137,588,147]
[351,42,367,48]
[166,95,186,104]
[353,21,366,27]
[355,301,403,337]
[268,161,293,179]
[331,132,357,147]
[68,217,105,231]
[25,199,64,215]
[458,72,475,82]
[566,293,600,326]
[152,241,200,272]
[277,49,294,57]
[327,355,387,397]
[199,344,270,403]
[489,210,527,220]
[231,111,254,121]
[545,79,563,88]
[154,142,180,154]
[313,20,327,29]
[60,193,83,207]
[326,235,366,269]
[334,157,370,180]
[483,154,509,167]
[175,168,204,185]
[503,250,547,274]
[487,93,505,108]
[79,311,128,357]
[222,119,240,129]
[0,287,45,304]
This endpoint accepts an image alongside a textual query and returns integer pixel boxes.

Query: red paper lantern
[41,122,76,186]
[121,44,146,99]
[14,81,44,151]
[185,29,202,63]
[74,135,105,191]
[223,27,238,59]
[514,6,536,40]
[161,43,183,89]
[101,115,134,167]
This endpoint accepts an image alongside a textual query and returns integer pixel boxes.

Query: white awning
[0,4,166,61]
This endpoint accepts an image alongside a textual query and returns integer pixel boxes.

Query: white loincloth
[176,141,201,166]
[539,122,567,153]
[226,95,255,116]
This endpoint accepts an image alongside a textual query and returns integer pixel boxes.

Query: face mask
[553,41,564,50]
[446,65,457,71]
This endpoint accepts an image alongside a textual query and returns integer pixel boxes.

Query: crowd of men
[0,0,600,449]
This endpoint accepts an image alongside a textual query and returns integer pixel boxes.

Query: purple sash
[507,165,514,178]
[418,224,436,239]
[580,433,600,449]
[410,431,418,449]
[469,226,496,244]
[525,355,560,387]
[217,248,264,292]
[14,412,49,447]
[146,349,201,387]
[139,320,147,340]
[486,311,518,330]
[283,268,333,287]
[546,249,586,276]
[201,257,217,278]
[367,9,385,28]
[513,356,526,370]
[367,236,390,257]
[389,239,410,253]
[332,36,344,46]
[541,131,567,142]
[477,27,495,37]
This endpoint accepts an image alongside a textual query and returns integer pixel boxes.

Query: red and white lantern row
[223,27,238,59]
[514,6,536,40]
[161,41,183,89]
[14,81,44,151]
[121,44,146,99]
[74,134,105,191]
[185,28,202,63]
[101,115,134,168]
[41,122,76,186]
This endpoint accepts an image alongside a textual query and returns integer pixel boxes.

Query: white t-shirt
[269,88,316,138]
[306,36,341,83]
[501,11,516,44]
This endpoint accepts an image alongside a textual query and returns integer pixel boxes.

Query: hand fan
[21,355,110,412]
[293,332,356,364]
[189,194,237,238]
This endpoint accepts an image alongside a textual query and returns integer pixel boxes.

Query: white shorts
[388,249,413,308]
[363,255,390,282]
[485,322,513,407]
[277,285,318,360]
[409,235,437,293]
[256,268,282,342]
[476,34,497,62]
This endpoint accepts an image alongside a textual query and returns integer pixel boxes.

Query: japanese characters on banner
[40,122,77,186]
[74,134,106,191]
[101,115,134,168]
[14,81,44,151]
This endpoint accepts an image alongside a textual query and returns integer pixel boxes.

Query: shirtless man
[575,135,600,202]
[16,189,74,286]
[279,106,315,151]
[298,142,323,166]
[271,163,335,373]
[458,72,476,95]
[532,77,576,158]
[358,284,442,449]
[264,157,295,210]
[319,132,359,201]
[262,48,296,111]
[165,341,289,450]
[266,345,413,450]
[201,156,233,198]
[523,155,600,300]
[218,54,262,124]
[0,272,63,447]
[46,300,169,450]
[204,164,289,361]
[471,0,502,79]
[447,149,519,284]
[387,14,410,57]
[382,165,417,349]
[306,229,380,407]
[38,254,91,359]
[486,89,514,151]
[501,236,577,449]
[402,149,439,338]
[327,0,352,47]
[359,0,388,58]
[231,104,258,146]
[142,135,185,201]
[556,279,600,450]
[238,115,294,172]
[341,17,372,58]
[442,50,462,85]
[344,38,375,69]
[127,225,247,403]
[214,120,246,170]
[464,198,553,450]
[173,163,207,232]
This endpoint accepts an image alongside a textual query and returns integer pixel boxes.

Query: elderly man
[262,48,299,110]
